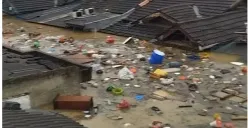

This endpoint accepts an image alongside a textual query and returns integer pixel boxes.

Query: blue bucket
[149,49,165,64]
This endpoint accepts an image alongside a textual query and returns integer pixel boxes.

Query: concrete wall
[3,66,82,108]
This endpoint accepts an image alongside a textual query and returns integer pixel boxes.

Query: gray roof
[3,48,60,80]
[17,1,81,20]
[100,22,169,40]
[65,12,119,28]
[177,10,247,46]
[3,109,85,128]
[3,0,77,15]
[126,0,236,22]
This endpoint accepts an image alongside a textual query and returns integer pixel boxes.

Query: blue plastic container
[149,49,165,64]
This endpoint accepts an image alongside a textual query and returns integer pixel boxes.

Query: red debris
[242,67,247,73]
[224,123,235,128]
[54,95,93,110]
[106,36,115,44]
[117,100,130,109]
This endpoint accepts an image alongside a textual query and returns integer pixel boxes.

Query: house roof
[3,47,60,80]
[17,2,81,20]
[79,0,140,14]
[108,0,141,14]
[3,0,77,15]
[65,12,119,28]
[3,109,85,128]
[176,10,247,46]
[158,3,203,22]
[100,22,170,40]
[126,0,236,22]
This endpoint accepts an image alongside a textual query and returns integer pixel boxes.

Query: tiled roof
[3,48,58,80]
[80,0,140,14]
[17,2,81,20]
[126,0,236,22]
[16,2,82,27]
[100,22,170,40]
[3,0,53,15]
[176,10,247,46]
[3,109,86,128]
[159,3,202,22]
[109,0,141,14]
[4,0,78,15]
[3,101,21,110]
[65,12,118,27]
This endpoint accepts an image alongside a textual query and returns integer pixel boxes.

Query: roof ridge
[178,9,246,24]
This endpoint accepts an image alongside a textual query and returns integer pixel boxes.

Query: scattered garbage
[96,69,103,74]
[188,83,198,91]
[112,87,124,95]
[209,75,215,79]
[135,94,144,101]
[3,30,247,128]
[153,69,168,78]
[118,67,134,80]
[178,76,187,80]
[150,121,172,128]
[210,113,222,128]
[160,78,174,85]
[133,85,141,88]
[17,27,25,32]
[117,100,130,109]
[136,54,146,61]
[178,104,192,108]
[106,36,115,44]
[220,69,231,74]
[106,85,115,92]
[123,37,135,44]
[164,68,181,73]
[124,123,132,127]
[150,121,163,128]
[198,109,208,116]
[231,115,247,120]
[151,90,170,100]
[149,49,165,64]
[33,41,40,48]
[88,81,98,88]
[106,114,123,120]
[242,67,247,73]
[129,67,137,74]
[224,123,235,128]
[230,62,244,66]
[187,54,201,60]
[168,61,182,68]
[151,106,163,114]
[54,95,93,110]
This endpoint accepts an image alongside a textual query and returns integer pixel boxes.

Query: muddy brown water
[2,15,246,128]
[2,15,242,63]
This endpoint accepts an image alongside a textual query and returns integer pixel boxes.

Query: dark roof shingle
[126,0,236,22]
[3,109,85,128]
[101,22,170,40]
[178,10,247,46]
[3,0,77,15]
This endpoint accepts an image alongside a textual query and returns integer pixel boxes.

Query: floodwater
[3,15,126,41]
[2,15,247,128]
[2,15,244,63]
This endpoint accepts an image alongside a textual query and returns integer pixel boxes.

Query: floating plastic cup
[112,88,123,95]
[149,49,165,64]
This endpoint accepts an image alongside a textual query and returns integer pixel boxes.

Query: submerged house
[2,0,247,50]
[102,0,247,50]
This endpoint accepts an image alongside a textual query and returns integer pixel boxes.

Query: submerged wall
[3,46,92,108]
[3,66,89,108]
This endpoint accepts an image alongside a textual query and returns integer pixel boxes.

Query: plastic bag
[118,67,134,80]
